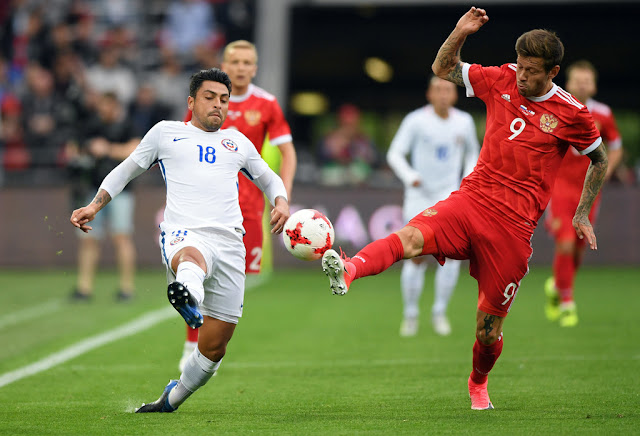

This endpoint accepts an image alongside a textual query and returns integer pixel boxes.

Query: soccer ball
[282,209,335,261]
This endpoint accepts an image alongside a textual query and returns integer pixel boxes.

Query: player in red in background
[544,60,623,327]
[182,40,297,370]
[321,7,608,410]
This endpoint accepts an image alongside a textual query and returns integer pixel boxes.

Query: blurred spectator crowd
[0,0,255,186]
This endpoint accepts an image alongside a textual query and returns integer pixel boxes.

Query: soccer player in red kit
[181,40,297,369]
[321,7,608,410]
[544,60,623,327]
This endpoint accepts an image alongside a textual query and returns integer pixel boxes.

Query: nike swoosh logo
[173,137,188,142]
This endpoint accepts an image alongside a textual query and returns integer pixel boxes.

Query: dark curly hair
[189,68,232,97]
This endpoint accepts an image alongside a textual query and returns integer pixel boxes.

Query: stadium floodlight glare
[364,57,393,83]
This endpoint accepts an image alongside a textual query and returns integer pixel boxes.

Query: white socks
[432,260,461,316]
[176,262,206,305]
[401,261,427,319]
[168,347,222,408]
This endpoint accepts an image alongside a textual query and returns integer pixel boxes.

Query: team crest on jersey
[170,236,184,245]
[221,138,238,151]
[540,114,559,133]
[244,110,261,126]
[422,208,438,217]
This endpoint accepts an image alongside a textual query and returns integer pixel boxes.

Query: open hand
[456,6,489,35]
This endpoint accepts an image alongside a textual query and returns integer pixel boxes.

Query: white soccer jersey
[130,120,271,235]
[387,105,480,211]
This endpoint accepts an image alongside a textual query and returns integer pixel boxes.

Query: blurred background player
[544,60,623,327]
[68,91,139,301]
[387,76,479,337]
[181,40,297,370]
[317,103,379,186]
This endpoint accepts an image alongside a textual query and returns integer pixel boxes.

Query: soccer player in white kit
[70,68,290,413]
[387,76,479,337]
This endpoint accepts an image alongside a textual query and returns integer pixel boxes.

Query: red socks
[350,233,405,280]
[553,252,575,303]
[186,325,199,343]
[470,335,503,385]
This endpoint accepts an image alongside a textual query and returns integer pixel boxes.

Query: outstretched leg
[322,225,433,295]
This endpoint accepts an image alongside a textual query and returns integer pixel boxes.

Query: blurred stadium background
[1,0,638,269]
[1,2,639,433]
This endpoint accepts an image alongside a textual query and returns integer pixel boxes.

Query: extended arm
[277,141,297,200]
[251,167,290,234]
[572,143,608,249]
[605,146,623,181]
[70,156,146,233]
[432,6,489,86]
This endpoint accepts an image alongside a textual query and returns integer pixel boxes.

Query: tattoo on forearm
[483,315,495,337]
[435,32,466,87]
[576,147,608,218]
[91,190,111,209]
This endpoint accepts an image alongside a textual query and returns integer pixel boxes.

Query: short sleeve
[129,121,163,169]
[266,99,293,146]
[463,63,504,101]
[566,107,602,155]
[241,135,271,179]
[599,111,622,151]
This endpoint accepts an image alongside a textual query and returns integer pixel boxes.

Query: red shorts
[408,191,533,317]
[243,217,263,274]
[545,194,600,247]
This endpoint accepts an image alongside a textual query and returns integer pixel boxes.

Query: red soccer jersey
[552,98,622,199]
[185,84,292,219]
[460,63,602,233]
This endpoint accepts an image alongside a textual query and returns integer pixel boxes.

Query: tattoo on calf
[483,315,495,337]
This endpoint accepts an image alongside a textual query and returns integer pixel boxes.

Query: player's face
[515,56,559,98]
[427,78,457,113]
[566,68,596,103]
[188,81,229,132]
[221,47,257,93]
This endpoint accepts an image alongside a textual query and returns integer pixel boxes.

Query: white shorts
[159,224,246,321]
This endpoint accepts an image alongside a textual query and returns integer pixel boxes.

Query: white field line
[0,275,268,389]
[0,299,63,330]
[0,306,175,389]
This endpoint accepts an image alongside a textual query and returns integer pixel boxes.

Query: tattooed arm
[572,143,608,250]
[70,189,112,233]
[432,6,489,86]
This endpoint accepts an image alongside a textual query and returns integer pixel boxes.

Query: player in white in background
[387,76,479,337]
[70,68,290,413]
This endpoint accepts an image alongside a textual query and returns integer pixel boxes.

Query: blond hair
[223,40,258,63]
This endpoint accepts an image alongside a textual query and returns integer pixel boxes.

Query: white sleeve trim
[251,167,288,206]
[606,137,622,151]
[579,137,602,156]
[98,156,147,198]
[269,134,293,146]
[462,63,475,97]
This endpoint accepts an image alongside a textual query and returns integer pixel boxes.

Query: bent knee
[556,240,575,255]
[397,226,424,258]
[476,329,501,345]
[199,342,227,362]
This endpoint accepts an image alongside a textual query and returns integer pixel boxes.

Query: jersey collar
[526,83,558,102]
[230,84,254,103]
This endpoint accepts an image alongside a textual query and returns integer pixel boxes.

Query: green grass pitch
[0,265,638,435]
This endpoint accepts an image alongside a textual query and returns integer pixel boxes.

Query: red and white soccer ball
[282,209,335,261]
